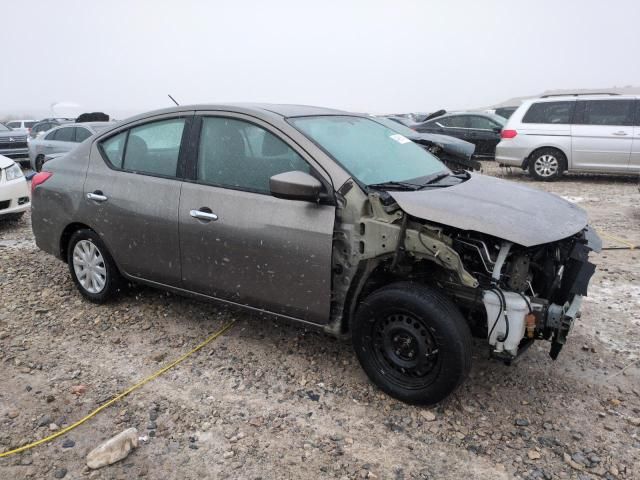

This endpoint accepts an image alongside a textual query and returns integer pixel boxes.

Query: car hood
[0,130,27,140]
[389,173,588,247]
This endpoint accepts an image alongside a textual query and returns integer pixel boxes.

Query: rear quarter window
[522,101,574,124]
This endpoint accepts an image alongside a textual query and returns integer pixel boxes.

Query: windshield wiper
[367,180,423,191]
[423,172,451,185]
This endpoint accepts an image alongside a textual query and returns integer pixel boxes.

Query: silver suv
[496,94,640,180]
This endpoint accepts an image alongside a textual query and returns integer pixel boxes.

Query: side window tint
[55,127,75,142]
[636,101,640,127]
[523,101,574,124]
[578,100,634,126]
[75,128,92,143]
[468,116,497,129]
[197,117,311,194]
[439,116,467,128]
[123,118,185,177]
[101,131,127,168]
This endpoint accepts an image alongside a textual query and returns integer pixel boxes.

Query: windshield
[290,116,447,185]
[0,124,9,131]
[373,117,420,138]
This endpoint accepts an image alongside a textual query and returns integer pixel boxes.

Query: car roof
[116,103,353,125]
[523,94,640,104]
[428,111,506,123]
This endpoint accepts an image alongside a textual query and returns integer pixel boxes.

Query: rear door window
[574,100,635,126]
[54,127,76,142]
[468,116,499,130]
[75,127,92,142]
[437,116,467,128]
[522,101,574,124]
[122,118,186,177]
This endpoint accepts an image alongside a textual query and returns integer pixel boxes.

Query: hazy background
[1,0,638,119]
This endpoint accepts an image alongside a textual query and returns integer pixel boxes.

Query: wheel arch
[524,145,569,171]
[59,222,94,263]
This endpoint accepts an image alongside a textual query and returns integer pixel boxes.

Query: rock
[609,465,619,476]
[46,395,55,403]
[223,450,234,459]
[609,398,621,406]
[420,410,436,422]
[527,450,541,460]
[38,415,52,427]
[53,468,67,478]
[571,452,587,466]
[70,385,87,396]
[627,417,640,426]
[49,423,60,431]
[7,409,19,419]
[86,428,139,470]
[62,439,75,448]
[515,418,529,426]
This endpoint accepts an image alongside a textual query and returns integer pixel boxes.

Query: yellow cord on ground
[598,230,636,250]
[0,320,236,458]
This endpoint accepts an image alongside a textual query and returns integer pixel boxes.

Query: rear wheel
[528,148,565,181]
[35,155,45,172]
[67,229,121,303]
[352,282,472,405]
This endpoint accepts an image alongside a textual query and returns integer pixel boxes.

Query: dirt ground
[1,163,639,480]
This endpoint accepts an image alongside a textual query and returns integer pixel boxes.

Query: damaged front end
[331,181,601,363]
[453,226,601,361]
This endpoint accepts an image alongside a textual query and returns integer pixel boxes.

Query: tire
[35,155,45,172]
[352,282,472,405]
[528,148,565,181]
[67,229,122,303]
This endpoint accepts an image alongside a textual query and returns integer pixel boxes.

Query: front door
[81,115,190,286]
[178,114,335,324]
[571,99,634,172]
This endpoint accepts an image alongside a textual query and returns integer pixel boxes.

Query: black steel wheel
[352,282,472,405]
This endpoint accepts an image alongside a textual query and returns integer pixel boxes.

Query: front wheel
[67,229,122,303]
[352,282,472,405]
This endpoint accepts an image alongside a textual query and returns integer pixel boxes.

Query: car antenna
[168,94,180,106]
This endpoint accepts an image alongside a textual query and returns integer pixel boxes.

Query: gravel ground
[1,164,639,480]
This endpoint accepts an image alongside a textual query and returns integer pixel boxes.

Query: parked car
[29,122,113,171]
[496,94,640,181]
[378,116,480,171]
[29,118,75,140]
[414,112,506,159]
[0,123,29,163]
[31,104,600,405]
[0,154,30,221]
[5,119,37,133]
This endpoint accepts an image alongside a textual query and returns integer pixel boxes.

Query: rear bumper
[495,142,529,168]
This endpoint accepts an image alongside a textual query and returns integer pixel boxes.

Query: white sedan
[0,154,30,220]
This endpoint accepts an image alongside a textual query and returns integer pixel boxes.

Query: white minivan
[496,94,640,180]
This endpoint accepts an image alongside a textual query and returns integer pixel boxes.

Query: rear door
[631,100,640,173]
[178,113,335,324]
[81,114,192,286]
[571,99,634,172]
[466,115,502,157]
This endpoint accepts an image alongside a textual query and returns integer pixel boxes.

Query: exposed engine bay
[330,178,601,362]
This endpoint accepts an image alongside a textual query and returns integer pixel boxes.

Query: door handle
[612,131,628,136]
[87,191,108,202]
[190,209,218,222]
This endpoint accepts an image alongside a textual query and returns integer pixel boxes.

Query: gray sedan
[28,122,113,171]
[30,104,600,405]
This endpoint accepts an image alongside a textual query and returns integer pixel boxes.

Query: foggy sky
[2,0,639,119]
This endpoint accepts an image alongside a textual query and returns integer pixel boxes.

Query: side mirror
[270,171,322,202]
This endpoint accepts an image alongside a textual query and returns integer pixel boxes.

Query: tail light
[501,129,517,139]
[31,171,53,193]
